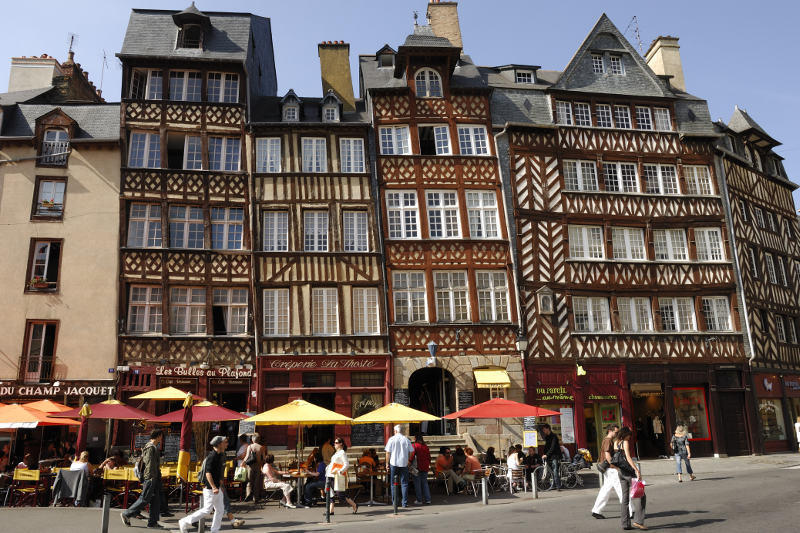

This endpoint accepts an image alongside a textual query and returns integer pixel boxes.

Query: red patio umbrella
[75,403,92,455]
[151,401,246,423]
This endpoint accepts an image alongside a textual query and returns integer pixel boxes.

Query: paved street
[1,454,797,532]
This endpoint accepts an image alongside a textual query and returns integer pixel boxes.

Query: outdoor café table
[360,469,384,506]
[283,469,313,503]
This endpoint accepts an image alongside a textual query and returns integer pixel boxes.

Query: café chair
[104,468,131,508]
[10,469,45,507]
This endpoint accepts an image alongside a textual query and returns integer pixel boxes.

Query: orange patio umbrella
[24,399,73,413]
[0,404,81,429]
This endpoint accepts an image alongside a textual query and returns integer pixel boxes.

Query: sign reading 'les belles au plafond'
[154,366,253,378]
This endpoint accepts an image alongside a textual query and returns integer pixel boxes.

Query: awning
[474,368,510,389]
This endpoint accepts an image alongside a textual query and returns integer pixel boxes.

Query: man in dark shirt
[540,424,563,490]
[179,436,227,533]
[121,429,164,528]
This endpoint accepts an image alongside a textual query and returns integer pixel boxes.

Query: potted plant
[29,276,49,289]
[40,199,55,208]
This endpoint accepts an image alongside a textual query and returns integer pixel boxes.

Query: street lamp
[515,329,528,357]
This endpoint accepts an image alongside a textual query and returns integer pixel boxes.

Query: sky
[2,0,798,207]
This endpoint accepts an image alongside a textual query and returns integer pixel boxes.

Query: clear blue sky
[3,0,798,207]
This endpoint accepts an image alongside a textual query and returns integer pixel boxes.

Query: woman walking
[613,426,646,530]
[326,438,357,516]
[670,425,695,482]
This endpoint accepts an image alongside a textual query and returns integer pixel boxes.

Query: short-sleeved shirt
[600,437,614,461]
[436,454,453,473]
[412,442,431,472]
[463,455,481,474]
[203,450,224,489]
[385,434,413,467]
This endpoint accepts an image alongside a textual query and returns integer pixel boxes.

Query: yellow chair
[11,469,44,507]
[103,468,131,508]
[185,470,203,512]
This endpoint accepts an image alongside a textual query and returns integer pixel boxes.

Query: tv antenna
[100,50,109,94]
[624,16,643,55]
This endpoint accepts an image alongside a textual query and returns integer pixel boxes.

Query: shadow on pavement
[652,518,726,529]
[689,476,732,482]
[648,510,709,518]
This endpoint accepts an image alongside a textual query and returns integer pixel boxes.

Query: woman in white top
[69,451,92,474]
[506,445,521,490]
[325,438,357,515]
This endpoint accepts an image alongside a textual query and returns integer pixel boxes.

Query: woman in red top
[410,434,431,505]
[461,447,482,480]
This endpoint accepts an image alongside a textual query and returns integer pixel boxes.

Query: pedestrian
[410,433,431,505]
[452,445,466,475]
[670,425,695,482]
[435,446,464,494]
[235,435,249,468]
[121,429,164,529]
[591,424,622,520]
[221,485,245,528]
[244,434,266,502]
[179,435,228,533]
[795,417,800,453]
[326,437,357,515]
[612,426,646,530]
[540,423,563,491]
[385,424,413,508]
[262,454,296,508]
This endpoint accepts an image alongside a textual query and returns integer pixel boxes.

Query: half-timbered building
[250,41,390,448]
[714,108,800,453]
[115,6,277,425]
[360,2,523,447]
[489,16,753,457]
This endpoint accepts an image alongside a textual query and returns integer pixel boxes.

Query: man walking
[411,433,431,505]
[540,424,562,491]
[121,429,164,529]
[385,424,413,508]
[591,424,623,519]
[180,436,227,533]
[245,434,266,502]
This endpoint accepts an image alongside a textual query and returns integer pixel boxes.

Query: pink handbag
[630,478,645,499]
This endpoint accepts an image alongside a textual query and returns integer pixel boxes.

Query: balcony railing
[122,168,248,202]
[123,99,244,128]
[40,140,70,165]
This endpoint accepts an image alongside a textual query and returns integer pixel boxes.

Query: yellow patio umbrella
[352,403,440,424]
[129,386,204,401]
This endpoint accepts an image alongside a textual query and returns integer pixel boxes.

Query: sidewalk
[636,451,800,477]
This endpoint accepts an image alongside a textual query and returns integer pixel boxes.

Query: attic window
[323,104,339,123]
[609,55,624,75]
[591,54,605,74]
[378,53,394,68]
[178,25,203,48]
[415,68,442,98]
[283,105,299,122]
[515,71,534,84]
[41,129,70,166]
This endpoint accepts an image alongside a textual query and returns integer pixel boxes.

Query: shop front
[754,373,791,453]
[785,375,800,451]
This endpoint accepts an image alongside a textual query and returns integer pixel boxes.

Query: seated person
[358,449,376,469]
[435,447,464,494]
[560,444,571,462]
[515,444,525,463]
[262,454,295,508]
[357,449,383,497]
[301,452,326,507]
[452,445,467,475]
[99,450,125,471]
[369,448,380,465]
[41,442,58,460]
[506,446,522,490]
[16,453,32,469]
[70,451,93,475]
[522,446,542,474]
[306,447,320,467]
[461,447,482,480]
[483,447,500,465]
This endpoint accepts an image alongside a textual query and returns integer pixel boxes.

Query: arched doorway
[409,367,456,435]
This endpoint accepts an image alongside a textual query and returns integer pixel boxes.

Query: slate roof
[401,24,456,49]
[0,103,120,140]
[0,87,56,106]
[360,54,485,93]
[119,8,261,62]
[250,96,369,124]
[728,106,778,144]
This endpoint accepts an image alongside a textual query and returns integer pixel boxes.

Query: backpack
[134,444,149,481]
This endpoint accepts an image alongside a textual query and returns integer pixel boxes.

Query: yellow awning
[474,368,510,389]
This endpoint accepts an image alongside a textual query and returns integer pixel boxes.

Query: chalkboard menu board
[238,414,255,436]
[394,389,410,406]
[457,390,474,423]
[351,423,384,446]
[134,432,196,462]
[523,417,538,431]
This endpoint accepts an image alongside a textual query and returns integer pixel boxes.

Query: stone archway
[409,366,456,435]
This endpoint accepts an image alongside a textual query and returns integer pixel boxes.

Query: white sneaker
[178,519,190,533]
[413,500,422,505]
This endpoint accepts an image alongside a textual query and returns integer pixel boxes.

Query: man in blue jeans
[540,424,563,491]
[385,424,413,508]
[121,429,164,529]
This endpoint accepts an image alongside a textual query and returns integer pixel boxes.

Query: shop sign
[155,365,253,379]
[211,379,248,386]
[0,383,115,398]
[266,356,384,371]
[532,385,574,402]
[783,377,800,397]
[754,374,783,398]
[587,384,620,402]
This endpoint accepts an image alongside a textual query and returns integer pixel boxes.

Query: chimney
[645,36,686,93]
[318,41,355,112]
[426,1,463,50]
[8,54,63,92]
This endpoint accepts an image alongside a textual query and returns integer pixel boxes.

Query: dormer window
[415,68,442,98]
[591,54,605,74]
[283,105,299,122]
[323,105,339,122]
[378,53,394,68]
[515,71,534,84]
[609,55,624,75]
[178,24,203,48]
[41,129,69,166]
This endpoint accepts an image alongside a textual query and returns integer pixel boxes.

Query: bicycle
[532,461,579,491]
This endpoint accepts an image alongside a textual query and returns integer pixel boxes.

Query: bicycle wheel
[533,465,553,491]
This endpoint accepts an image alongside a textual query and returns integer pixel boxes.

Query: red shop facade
[257,355,392,449]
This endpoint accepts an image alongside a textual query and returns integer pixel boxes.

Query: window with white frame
[386,191,419,239]
[753,206,765,228]
[653,108,672,131]
[635,107,653,130]
[211,207,243,250]
[788,317,798,344]
[603,162,639,192]
[415,68,442,98]
[322,104,339,122]
[596,104,613,128]
[353,287,379,335]
[684,166,714,195]
[477,271,509,322]
[128,203,162,248]
[592,54,605,73]
[765,252,778,284]
[776,315,787,342]
[418,125,451,155]
[612,227,646,260]
[426,191,460,238]
[302,137,327,172]
[262,211,288,252]
[127,285,162,333]
[643,164,679,195]
[312,287,338,335]
[343,210,368,252]
[255,138,281,173]
[128,132,161,168]
[613,105,631,128]
[168,71,202,101]
[169,205,203,249]
[653,229,688,261]
[694,228,725,262]
[283,104,298,122]
[41,129,69,165]
[748,247,759,279]
[569,225,605,259]
[23,322,57,383]
[658,297,696,332]
[263,288,289,336]
[574,103,592,127]
[515,71,533,84]
[563,160,599,191]
[208,137,241,171]
[739,199,749,222]
[170,287,206,334]
[207,73,239,103]
[617,297,653,332]
[379,126,411,155]
[457,125,489,155]
[609,55,624,75]
[556,101,573,125]
[434,271,469,322]
[183,135,202,170]
[776,255,788,286]
[304,210,328,251]
[34,179,66,217]
[130,69,163,100]
[212,288,248,335]
[393,272,426,323]
[340,138,365,173]
[466,191,499,238]
[701,296,731,331]
[572,296,610,332]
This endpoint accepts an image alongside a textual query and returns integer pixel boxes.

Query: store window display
[673,388,710,440]
[758,399,787,441]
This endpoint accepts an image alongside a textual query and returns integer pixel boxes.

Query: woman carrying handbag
[326,438,358,516]
[611,426,647,530]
